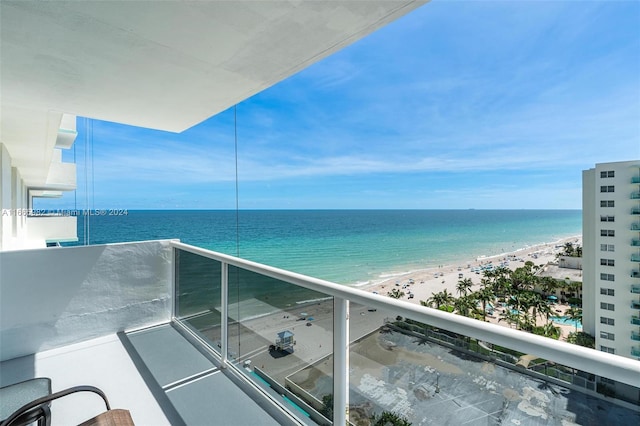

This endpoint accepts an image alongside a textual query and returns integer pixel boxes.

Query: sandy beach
[363,235,582,339]
[191,233,584,403]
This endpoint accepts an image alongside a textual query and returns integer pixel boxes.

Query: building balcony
[633,176,640,184]
[633,270,640,278]
[633,347,640,358]
[633,254,640,262]
[632,285,640,294]
[632,223,640,231]
[26,215,78,244]
[632,239,640,247]
[633,192,640,200]
[1,241,640,425]
[54,114,78,149]
[632,316,640,326]
[43,151,77,191]
[632,332,640,342]
[633,301,640,310]
[633,207,640,215]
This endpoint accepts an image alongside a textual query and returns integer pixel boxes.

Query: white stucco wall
[0,240,174,361]
[0,144,13,249]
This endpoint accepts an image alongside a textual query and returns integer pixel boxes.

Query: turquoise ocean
[69,210,581,287]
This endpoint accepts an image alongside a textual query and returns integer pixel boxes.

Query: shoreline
[361,234,582,339]
[350,234,582,290]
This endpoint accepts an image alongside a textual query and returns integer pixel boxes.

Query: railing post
[221,262,228,368]
[333,297,349,425]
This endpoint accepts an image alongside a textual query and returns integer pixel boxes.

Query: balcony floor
[0,324,297,425]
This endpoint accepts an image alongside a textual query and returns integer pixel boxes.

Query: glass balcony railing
[632,285,640,294]
[633,176,640,184]
[633,208,640,215]
[633,347,640,358]
[633,192,640,200]
[632,316,640,326]
[170,242,640,424]
[632,254,640,262]
[632,332,640,342]
[632,239,640,247]
[632,270,640,278]
[632,301,640,310]
[632,223,640,231]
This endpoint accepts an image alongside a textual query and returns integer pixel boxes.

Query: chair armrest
[0,385,110,426]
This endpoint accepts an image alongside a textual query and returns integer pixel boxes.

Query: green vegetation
[370,411,412,426]
[567,331,595,348]
[557,242,582,258]
[387,288,405,299]
[418,262,584,345]
[320,394,333,419]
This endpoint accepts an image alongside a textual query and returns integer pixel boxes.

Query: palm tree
[456,278,474,297]
[539,276,559,297]
[526,292,551,325]
[454,295,478,318]
[387,289,405,299]
[541,322,560,339]
[565,307,583,332]
[474,287,495,319]
[424,289,454,310]
[498,309,519,329]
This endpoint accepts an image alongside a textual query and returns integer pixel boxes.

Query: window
[600,288,615,296]
[600,377,616,385]
[600,331,615,340]
[600,273,615,281]
[600,259,615,266]
[600,317,615,325]
[600,200,615,207]
[600,229,615,237]
[600,346,615,354]
[600,216,615,222]
[600,302,615,311]
[600,185,615,193]
[600,244,615,252]
[600,170,615,178]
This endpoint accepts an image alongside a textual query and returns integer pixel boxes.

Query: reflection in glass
[227,266,334,422]
[175,249,222,348]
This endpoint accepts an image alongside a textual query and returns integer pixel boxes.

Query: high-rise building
[582,160,640,360]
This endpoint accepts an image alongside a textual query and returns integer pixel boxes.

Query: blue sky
[51,1,640,210]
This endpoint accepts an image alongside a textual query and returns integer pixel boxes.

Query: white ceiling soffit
[1,0,426,134]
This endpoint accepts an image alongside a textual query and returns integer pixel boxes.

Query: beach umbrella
[547,295,558,300]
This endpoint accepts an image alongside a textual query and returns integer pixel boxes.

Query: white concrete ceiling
[0,0,426,187]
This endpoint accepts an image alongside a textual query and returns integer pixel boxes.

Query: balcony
[632,223,640,231]
[632,192,640,200]
[633,347,640,358]
[26,215,78,244]
[633,239,640,247]
[1,241,640,425]
[633,207,640,215]
[632,316,640,326]
[633,176,640,184]
[632,332,640,342]
[633,301,640,310]
[42,150,76,191]
[633,270,640,278]
[632,285,640,294]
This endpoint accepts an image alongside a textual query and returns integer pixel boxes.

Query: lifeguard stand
[275,330,295,352]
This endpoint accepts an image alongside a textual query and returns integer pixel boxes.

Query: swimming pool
[550,316,582,328]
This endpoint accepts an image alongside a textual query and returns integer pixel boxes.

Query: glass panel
[175,249,222,350]
[227,266,334,422]
[348,308,640,425]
